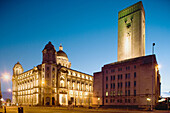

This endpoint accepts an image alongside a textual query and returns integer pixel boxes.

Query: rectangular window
[134,72,136,78]
[111,83,112,89]
[118,83,119,88]
[106,84,108,89]
[128,81,130,87]
[134,90,136,96]
[134,81,136,87]
[120,90,123,96]
[113,76,115,80]
[111,76,112,80]
[113,91,115,96]
[125,74,127,79]
[118,75,120,80]
[121,74,123,79]
[106,92,108,96]
[110,99,112,103]
[125,99,127,103]
[110,91,113,96]
[125,90,127,96]
[113,83,115,89]
[128,90,130,96]
[121,82,123,88]
[106,76,108,81]
[106,99,108,103]
[125,82,127,87]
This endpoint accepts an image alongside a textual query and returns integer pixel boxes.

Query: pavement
[0,106,169,113]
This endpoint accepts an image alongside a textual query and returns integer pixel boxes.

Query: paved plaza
[0,106,169,113]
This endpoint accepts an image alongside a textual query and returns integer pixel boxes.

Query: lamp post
[147,98,151,110]
[98,97,100,108]
[0,73,10,107]
[151,43,155,111]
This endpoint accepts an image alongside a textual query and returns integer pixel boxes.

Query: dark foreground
[0,106,169,113]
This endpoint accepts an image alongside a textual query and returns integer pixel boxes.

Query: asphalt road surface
[0,106,169,113]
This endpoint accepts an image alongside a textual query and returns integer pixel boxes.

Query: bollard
[4,106,6,113]
[18,107,23,113]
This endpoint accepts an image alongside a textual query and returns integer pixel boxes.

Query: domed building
[12,41,93,106]
[56,44,71,68]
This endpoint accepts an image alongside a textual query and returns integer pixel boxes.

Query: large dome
[57,50,68,58]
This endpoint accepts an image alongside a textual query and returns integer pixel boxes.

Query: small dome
[43,41,55,51]
[57,50,68,58]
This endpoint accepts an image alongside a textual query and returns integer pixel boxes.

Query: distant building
[93,1,161,109]
[12,42,93,106]
[93,55,161,108]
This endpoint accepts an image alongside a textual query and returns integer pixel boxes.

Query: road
[0,106,169,113]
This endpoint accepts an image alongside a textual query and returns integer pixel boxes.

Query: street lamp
[8,89,11,92]
[147,98,151,110]
[151,43,155,111]
[147,98,151,101]
[98,97,100,108]
[0,73,10,107]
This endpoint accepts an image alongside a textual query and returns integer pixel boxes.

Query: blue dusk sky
[0,0,170,97]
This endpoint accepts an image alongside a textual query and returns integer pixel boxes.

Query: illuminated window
[82,75,84,78]
[106,92,108,96]
[89,86,92,91]
[81,84,84,90]
[77,83,80,90]
[86,76,88,79]
[73,82,75,89]
[60,80,64,87]
[86,85,88,91]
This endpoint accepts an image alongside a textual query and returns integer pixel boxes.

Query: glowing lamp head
[147,98,151,101]
[42,81,45,85]
[2,73,10,81]
[8,89,12,92]
[98,97,100,100]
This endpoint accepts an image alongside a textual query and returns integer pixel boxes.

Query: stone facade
[12,42,93,106]
[93,1,161,109]
[93,55,161,108]
[118,1,145,61]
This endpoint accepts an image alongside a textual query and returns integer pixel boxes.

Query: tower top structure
[117,1,145,61]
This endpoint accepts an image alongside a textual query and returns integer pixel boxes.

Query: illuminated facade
[93,55,161,108]
[12,42,93,106]
[93,1,161,109]
[117,1,145,61]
